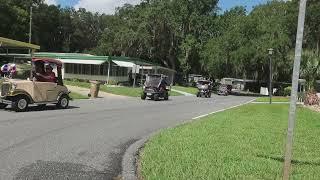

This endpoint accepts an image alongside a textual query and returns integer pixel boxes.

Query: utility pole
[282,0,307,180]
[268,48,274,104]
[28,6,33,55]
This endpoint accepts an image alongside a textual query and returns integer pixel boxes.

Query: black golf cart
[196,80,212,98]
[141,74,170,101]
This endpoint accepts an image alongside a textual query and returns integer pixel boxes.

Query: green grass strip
[141,104,320,179]
[255,97,290,102]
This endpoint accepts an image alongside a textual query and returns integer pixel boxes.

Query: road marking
[192,99,256,120]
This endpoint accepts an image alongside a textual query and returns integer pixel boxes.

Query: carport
[0,37,40,58]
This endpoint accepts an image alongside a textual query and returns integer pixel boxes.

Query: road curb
[121,98,256,180]
[121,134,153,180]
[251,102,303,105]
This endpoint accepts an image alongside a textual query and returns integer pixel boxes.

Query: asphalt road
[0,95,254,180]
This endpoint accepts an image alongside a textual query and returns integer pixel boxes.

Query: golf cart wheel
[196,92,200,97]
[208,92,212,98]
[164,92,169,100]
[0,103,7,109]
[141,93,146,100]
[153,94,159,101]
[57,94,69,109]
[12,96,29,112]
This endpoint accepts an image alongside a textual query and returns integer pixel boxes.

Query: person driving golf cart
[196,80,212,98]
[0,58,70,112]
[33,61,57,83]
[141,74,170,101]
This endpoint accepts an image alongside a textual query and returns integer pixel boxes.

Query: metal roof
[59,59,106,65]
[109,56,154,66]
[0,37,40,50]
[112,60,135,68]
[34,52,109,61]
[8,52,174,72]
[34,53,156,66]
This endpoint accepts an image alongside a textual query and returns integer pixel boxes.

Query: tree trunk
[317,38,320,57]
[168,34,176,70]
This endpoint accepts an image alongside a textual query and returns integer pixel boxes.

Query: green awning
[34,53,110,64]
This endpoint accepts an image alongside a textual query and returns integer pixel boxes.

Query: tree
[300,50,320,90]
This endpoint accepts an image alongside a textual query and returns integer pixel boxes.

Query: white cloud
[74,0,141,14]
[44,0,58,5]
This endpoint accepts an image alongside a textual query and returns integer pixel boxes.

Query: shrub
[108,80,118,85]
[284,86,292,96]
[70,78,80,82]
[304,90,319,106]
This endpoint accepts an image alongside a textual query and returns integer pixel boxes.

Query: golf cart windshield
[145,75,162,87]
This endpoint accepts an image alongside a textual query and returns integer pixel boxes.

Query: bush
[108,80,118,85]
[71,78,80,82]
[304,90,319,106]
[284,86,292,96]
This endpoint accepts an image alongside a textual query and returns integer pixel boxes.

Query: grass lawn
[255,96,290,102]
[140,104,320,179]
[65,80,182,97]
[69,92,88,100]
[65,80,91,89]
[172,85,198,95]
[100,86,142,97]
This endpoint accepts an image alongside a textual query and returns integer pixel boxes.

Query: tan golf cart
[0,58,70,112]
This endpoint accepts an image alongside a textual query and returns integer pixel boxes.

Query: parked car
[141,74,170,101]
[218,84,232,96]
[196,80,212,98]
[0,58,70,112]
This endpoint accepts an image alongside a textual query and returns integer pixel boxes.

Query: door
[33,82,57,102]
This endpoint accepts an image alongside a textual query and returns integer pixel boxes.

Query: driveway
[0,95,254,179]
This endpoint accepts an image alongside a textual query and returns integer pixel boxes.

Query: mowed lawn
[172,85,198,95]
[65,80,182,97]
[140,104,320,179]
[255,96,290,102]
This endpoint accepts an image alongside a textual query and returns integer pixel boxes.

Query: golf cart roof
[145,74,167,87]
[32,58,63,67]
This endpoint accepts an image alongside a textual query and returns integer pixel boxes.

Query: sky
[44,0,269,14]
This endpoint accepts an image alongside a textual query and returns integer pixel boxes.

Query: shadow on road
[14,160,113,180]
[13,139,139,180]
[4,105,79,113]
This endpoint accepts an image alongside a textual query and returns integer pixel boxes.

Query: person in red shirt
[35,64,57,83]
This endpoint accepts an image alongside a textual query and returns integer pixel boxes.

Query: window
[65,64,73,73]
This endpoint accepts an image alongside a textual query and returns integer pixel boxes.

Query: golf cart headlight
[12,83,17,90]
